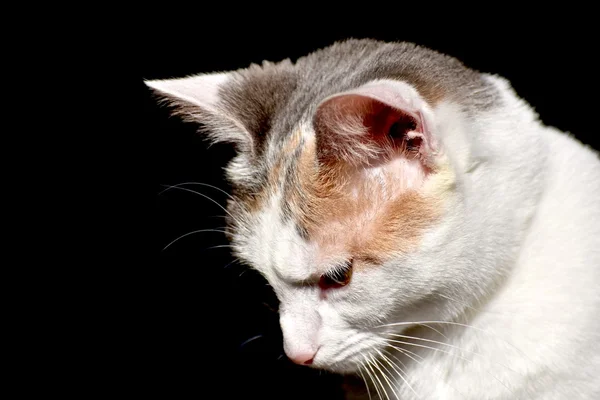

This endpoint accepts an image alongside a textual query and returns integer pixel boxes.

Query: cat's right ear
[144,73,252,151]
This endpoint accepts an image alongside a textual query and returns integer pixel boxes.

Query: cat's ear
[314,80,438,166]
[145,73,252,150]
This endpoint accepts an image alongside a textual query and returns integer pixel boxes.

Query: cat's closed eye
[319,259,353,289]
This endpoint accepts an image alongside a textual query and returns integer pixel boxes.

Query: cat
[147,39,600,399]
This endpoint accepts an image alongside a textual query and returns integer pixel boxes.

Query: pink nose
[288,351,316,365]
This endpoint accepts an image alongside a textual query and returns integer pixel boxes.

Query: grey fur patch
[218,59,299,154]
[218,39,498,154]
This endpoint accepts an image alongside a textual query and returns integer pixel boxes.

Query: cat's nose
[288,350,316,365]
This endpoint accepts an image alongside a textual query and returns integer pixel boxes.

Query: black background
[139,13,598,399]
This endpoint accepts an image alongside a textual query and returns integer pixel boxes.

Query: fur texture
[147,39,600,399]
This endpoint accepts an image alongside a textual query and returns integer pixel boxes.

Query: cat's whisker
[362,354,385,400]
[376,320,532,363]
[239,334,263,348]
[384,338,519,398]
[160,182,234,200]
[415,323,450,341]
[261,302,278,313]
[367,354,391,400]
[376,349,419,399]
[162,229,230,251]
[382,332,519,374]
[386,345,468,399]
[357,361,373,400]
[388,344,422,364]
[222,257,241,269]
[371,353,401,400]
[360,358,380,400]
[204,244,234,251]
[373,320,448,341]
[381,349,409,378]
[207,215,228,220]
[158,185,240,224]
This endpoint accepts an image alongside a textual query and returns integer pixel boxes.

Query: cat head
[148,39,524,373]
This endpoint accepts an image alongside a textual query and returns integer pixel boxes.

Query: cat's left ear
[314,79,439,166]
[145,73,252,150]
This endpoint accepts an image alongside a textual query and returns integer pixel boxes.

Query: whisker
[376,320,531,363]
[223,257,241,269]
[362,355,384,400]
[204,244,234,251]
[360,359,378,400]
[162,229,230,251]
[261,302,278,313]
[417,323,450,341]
[383,332,519,374]
[386,338,454,354]
[370,354,398,400]
[388,344,423,364]
[160,182,234,200]
[374,321,448,341]
[377,350,419,398]
[385,338,518,397]
[375,350,413,399]
[158,185,239,223]
[357,362,373,400]
[385,345,468,399]
[368,354,391,400]
[381,349,409,377]
[239,334,263,348]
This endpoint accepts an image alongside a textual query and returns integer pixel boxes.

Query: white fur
[232,76,600,399]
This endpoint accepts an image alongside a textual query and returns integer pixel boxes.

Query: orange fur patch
[288,137,441,269]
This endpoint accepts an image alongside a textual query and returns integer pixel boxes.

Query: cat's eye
[319,259,353,289]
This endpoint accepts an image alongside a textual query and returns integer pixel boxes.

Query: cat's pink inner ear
[314,81,435,165]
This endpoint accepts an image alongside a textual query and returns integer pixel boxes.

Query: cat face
[148,39,507,373]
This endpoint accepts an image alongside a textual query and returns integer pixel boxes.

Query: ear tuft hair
[145,73,253,150]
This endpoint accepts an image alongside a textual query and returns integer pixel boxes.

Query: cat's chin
[313,353,372,375]
[316,362,360,375]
